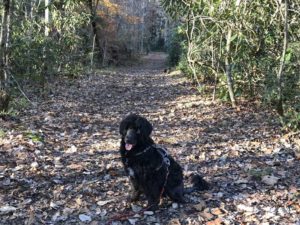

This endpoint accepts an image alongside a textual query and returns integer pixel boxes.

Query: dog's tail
[184,174,210,194]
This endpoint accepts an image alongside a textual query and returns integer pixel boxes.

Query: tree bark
[276,0,289,116]
[45,0,50,36]
[186,10,201,87]
[41,0,50,93]
[88,0,103,61]
[224,28,236,107]
[0,90,10,111]
[0,0,11,89]
[0,0,11,111]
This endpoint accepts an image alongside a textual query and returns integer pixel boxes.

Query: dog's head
[119,114,153,151]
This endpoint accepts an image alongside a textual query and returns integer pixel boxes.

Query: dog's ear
[136,116,153,137]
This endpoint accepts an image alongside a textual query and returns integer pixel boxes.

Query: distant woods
[0,0,299,130]
[161,0,300,130]
[0,0,170,110]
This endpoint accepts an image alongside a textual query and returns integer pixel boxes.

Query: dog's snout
[125,129,137,144]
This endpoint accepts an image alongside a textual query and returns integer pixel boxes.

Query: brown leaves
[205,218,222,225]
[67,163,83,170]
[1,53,299,224]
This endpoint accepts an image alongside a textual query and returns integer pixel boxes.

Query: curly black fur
[119,114,209,210]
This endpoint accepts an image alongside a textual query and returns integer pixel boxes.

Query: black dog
[119,114,209,210]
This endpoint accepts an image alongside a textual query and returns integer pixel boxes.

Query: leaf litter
[0,52,299,224]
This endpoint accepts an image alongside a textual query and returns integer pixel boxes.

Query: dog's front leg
[125,167,141,202]
[129,177,141,202]
[146,195,160,211]
[144,183,162,211]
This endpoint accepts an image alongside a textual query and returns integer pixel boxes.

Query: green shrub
[167,27,184,66]
[281,107,300,131]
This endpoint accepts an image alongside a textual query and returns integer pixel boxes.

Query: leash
[107,146,170,224]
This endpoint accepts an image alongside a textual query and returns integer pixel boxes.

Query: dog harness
[155,145,170,170]
[134,144,170,170]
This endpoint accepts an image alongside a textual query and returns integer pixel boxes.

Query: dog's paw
[128,190,141,202]
[146,204,159,211]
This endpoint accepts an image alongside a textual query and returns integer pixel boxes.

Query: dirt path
[0,52,299,224]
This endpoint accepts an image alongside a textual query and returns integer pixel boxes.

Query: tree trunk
[0,90,10,112]
[0,0,11,89]
[276,0,289,116]
[45,0,50,36]
[0,0,11,111]
[41,0,50,94]
[90,34,96,72]
[225,28,236,107]
[88,0,103,61]
[186,10,201,87]
[102,38,107,66]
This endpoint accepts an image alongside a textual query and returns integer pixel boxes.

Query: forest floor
[1,52,300,225]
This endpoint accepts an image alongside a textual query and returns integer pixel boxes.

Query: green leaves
[285,51,292,62]
[160,0,189,18]
[161,0,300,130]
[25,131,44,143]
[10,1,90,81]
[0,129,5,138]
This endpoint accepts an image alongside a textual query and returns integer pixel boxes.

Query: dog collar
[134,145,152,156]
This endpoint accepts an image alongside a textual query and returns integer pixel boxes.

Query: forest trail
[1,52,299,224]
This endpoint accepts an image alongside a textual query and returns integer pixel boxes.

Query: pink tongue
[125,144,133,151]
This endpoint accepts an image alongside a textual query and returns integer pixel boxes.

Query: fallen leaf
[128,218,138,225]
[143,211,154,216]
[97,199,113,206]
[206,218,222,225]
[237,204,256,213]
[172,203,179,209]
[167,218,181,225]
[193,201,206,211]
[67,163,83,170]
[199,211,214,220]
[0,206,17,214]
[262,175,279,186]
[211,208,224,216]
[79,214,92,222]
[66,145,77,153]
